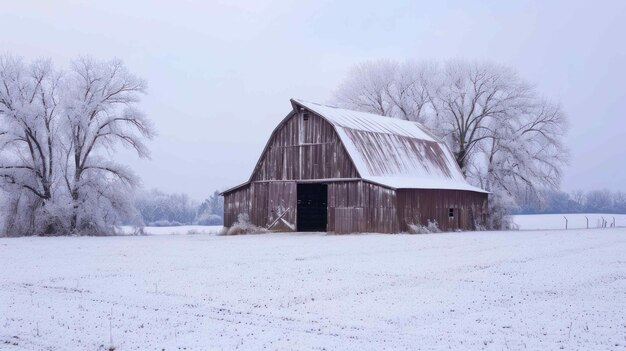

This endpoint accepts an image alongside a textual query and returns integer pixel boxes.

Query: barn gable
[250,110,359,182]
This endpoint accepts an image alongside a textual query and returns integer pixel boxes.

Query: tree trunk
[70,171,81,234]
[455,147,467,175]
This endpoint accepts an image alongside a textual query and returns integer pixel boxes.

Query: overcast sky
[1,0,625,200]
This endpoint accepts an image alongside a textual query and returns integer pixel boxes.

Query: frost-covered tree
[135,189,197,226]
[584,189,613,213]
[334,59,438,124]
[570,190,585,211]
[0,55,153,236]
[433,61,537,173]
[0,56,64,235]
[613,192,626,213]
[388,60,438,123]
[470,97,568,204]
[334,60,397,117]
[196,190,224,225]
[61,57,154,234]
[334,59,568,228]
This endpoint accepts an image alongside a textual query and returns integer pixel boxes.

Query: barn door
[297,183,328,232]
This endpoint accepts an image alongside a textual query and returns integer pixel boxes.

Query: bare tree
[584,189,613,213]
[334,60,397,116]
[0,55,153,236]
[433,61,539,173]
[334,60,437,123]
[471,97,568,212]
[62,57,154,234]
[386,60,438,123]
[0,56,63,235]
[334,59,569,227]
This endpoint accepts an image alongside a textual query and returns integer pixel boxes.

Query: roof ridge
[292,98,432,136]
[293,98,427,128]
[292,98,340,109]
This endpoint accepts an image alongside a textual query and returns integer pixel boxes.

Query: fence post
[585,216,588,229]
[563,216,568,230]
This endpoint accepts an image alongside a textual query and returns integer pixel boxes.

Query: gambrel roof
[291,99,487,193]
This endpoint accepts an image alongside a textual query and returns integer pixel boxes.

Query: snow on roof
[293,99,487,193]
[293,100,436,140]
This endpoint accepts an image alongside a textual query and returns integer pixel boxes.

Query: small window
[303,112,309,121]
[448,208,454,218]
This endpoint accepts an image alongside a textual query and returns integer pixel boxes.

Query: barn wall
[223,182,297,229]
[223,184,252,227]
[396,189,488,231]
[252,113,359,181]
[328,181,400,234]
[225,180,401,233]
[225,183,487,232]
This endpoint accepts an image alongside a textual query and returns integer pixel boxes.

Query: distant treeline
[515,189,626,215]
[135,189,224,226]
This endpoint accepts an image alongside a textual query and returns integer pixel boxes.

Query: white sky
[1,0,625,199]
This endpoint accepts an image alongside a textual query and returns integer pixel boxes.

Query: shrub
[129,226,146,236]
[407,223,430,234]
[473,220,487,231]
[148,220,183,227]
[486,192,516,230]
[221,213,268,235]
[408,219,440,234]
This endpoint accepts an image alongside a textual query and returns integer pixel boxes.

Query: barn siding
[226,183,487,233]
[224,181,298,229]
[328,181,399,234]
[396,189,488,231]
[223,184,251,227]
[267,182,297,227]
[252,114,359,181]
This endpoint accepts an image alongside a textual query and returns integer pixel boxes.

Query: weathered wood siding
[267,182,297,227]
[223,184,252,227]
[328,181,400,234]
[396,189,488,231]
[252,113,359,181]
[224,182,297,228]
[226,184,487,232]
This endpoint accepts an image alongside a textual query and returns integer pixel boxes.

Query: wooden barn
[222,99,488,233]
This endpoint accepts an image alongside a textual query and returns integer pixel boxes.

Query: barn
[222,99,488,233]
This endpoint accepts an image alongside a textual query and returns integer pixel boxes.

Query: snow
[2,229,625,350]
[365,176,487,193]
[513,213,626,230]
[118,225,223,236]
[294,99,435,141]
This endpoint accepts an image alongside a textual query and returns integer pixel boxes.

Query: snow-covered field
[118,225,223,236]
[1,229,625,350]
[513,213,626,230]
[122,213,626,237]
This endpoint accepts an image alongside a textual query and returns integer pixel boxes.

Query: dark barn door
[297,183,328,232]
